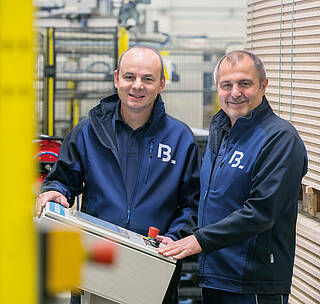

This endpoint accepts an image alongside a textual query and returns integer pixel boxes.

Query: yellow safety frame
[67,80,80,129]
[43,27,55,136]
[118,27,129,60]
[72,98,80,127]
[0,1,36,303]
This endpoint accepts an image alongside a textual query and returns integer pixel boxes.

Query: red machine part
[35,139,61,183]
[148,226,160,238]
[91,242,117,265]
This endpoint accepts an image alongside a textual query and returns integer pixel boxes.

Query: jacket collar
[234,96,273,128]
[208,96,272,154]
[90,93,165,123]
[88,93,165,150]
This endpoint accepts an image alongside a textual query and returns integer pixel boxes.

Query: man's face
[114,48,165,115]
[217,55,268,126]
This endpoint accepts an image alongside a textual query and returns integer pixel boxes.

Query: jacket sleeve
[165,141,201,240]
[41,125,85,206]
[194,129,308,252]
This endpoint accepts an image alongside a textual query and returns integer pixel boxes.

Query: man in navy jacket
[37,46,201,304]
[159,50,308,304]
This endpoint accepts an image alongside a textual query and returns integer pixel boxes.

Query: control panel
[39,202,176,304]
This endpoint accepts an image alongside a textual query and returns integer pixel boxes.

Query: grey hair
[116,45,165,81]
[213,50,266,87]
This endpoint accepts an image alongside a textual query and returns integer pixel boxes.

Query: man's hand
[156,235,174,247]
[36,190,69,217]
[157,235,202,260]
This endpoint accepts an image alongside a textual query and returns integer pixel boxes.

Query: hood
[88,93,166,151]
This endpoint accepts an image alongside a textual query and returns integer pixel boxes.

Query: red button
[91,242,117,265]
[148,226,160,238]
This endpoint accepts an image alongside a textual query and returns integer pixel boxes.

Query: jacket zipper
[127,210,131,224]
[200,159,215,227]
[144,141,154,184]
[127,141,151,225]
[213,152,229,191]
[203,152,230,202]
[201,143,230,226]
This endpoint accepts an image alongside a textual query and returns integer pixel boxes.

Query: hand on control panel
[156,235,174,247]
[145,227,175,248]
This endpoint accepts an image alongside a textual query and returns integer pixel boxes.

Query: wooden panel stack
[301,185,320,219]
[291,214,320,304]
[246,1,320,303]
[246,0,320,192]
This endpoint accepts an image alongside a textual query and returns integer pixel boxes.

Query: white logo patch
[157,143,176,164]
[228,151,244,169]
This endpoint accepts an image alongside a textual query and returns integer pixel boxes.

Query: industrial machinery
[39,202,176,304]
[34,135,62,183]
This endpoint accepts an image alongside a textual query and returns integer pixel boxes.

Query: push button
[147,227,160,248]
[148,227,160,238]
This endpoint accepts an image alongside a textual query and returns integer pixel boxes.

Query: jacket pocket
[243,235,257,279]
[144,141,154,184]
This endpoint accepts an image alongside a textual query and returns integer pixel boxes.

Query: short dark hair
[214,50,266,88]
[116,46,165,81]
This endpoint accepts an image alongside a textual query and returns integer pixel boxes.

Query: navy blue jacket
[194,97,308,294]
[42,94,201,239]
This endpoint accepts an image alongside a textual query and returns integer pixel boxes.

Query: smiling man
[158,50,308,304]
[216,51,268,127]
[114,46,165,127]
[37,46,201,304]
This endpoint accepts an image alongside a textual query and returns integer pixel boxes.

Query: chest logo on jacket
[157,143,176,165]
[228,151,244,169]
